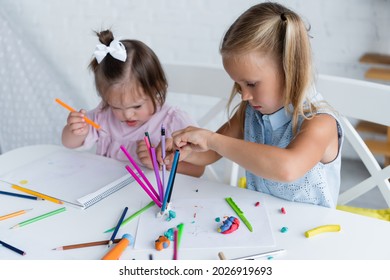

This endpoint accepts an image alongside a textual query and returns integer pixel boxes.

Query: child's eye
[133,105,142,109]
[246,82,256,88]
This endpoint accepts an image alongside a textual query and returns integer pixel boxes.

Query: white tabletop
[1,145,390,260]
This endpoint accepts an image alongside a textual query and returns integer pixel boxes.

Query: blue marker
[161,150,180,212]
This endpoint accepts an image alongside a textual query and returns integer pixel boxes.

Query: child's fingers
[136,142,153,169]
[69,123,88,135]
[67,111,86,126]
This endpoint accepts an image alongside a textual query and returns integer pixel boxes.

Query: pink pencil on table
[173,227,178,260]
[120,145,161,206]
[125,165,161,207]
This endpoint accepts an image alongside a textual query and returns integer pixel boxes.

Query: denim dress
[244,94,344,208]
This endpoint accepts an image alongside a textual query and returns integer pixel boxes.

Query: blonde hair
[220,2,315,133]
[89,30,167,113]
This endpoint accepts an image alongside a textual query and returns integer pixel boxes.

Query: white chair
[317,74,390,207]
[163,63,241,185]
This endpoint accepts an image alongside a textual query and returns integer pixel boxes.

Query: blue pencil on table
[161,150,180,212]
[109,206,128,247]
[0,240,26,256]
[0,190,42,201]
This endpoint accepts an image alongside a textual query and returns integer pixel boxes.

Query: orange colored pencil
[12,185,63,205]
[0,209,32,221]
[55,98,102,130]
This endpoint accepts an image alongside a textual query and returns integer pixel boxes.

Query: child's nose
[241,89,253,101]
[123,109,134,120]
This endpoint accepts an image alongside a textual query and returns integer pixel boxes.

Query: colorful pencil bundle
[120,127,180,215]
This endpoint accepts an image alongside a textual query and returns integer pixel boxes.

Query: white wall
[1,0,389,107]
[1,0,389,158]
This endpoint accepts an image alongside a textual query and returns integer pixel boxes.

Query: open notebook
[0,149,134,209]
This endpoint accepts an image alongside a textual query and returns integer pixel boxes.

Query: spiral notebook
[0,149,135,209]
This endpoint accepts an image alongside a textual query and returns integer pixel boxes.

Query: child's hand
[155,138,174,170]
[66,109,89,136]
[136,140,153,170]
[172,126,214,152]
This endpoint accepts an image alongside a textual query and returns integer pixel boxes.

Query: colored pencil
[177,223,184,248]
[0,190,42,201]
[10,207,66,229]
[108,207,128,247]
[166,150,180,204]
[55,98,104,131]
[173,227,178,260]
[120,145,160,202]
[144,132,151,147]
[161,124,167,190]
[52,239,121,251]
[0,240,26,256]
[12,184,63,205]
[0,209,32,221]
[161,150,180,212]
[104,201,155,233]
[151,147,164,202]
[125,165,161,207]
[232,249,286,260]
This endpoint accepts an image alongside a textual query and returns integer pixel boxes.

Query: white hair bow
[93,40,127,64]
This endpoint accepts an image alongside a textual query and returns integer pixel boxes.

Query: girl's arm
[61,110,89,148]
[173,114,339,182]
[169,111,243,166]
[176,161,205,178]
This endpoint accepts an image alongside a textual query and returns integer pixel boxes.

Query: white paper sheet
[134,197,275,250]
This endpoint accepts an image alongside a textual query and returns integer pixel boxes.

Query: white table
[1,145,390,260]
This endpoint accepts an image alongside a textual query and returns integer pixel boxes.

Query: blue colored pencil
[0,240,26,256]
[161,150,180,212]
[108,207,128,247]
[0,190,42,201]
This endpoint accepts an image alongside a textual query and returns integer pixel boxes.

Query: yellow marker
[12,185,63,205]
[304,224,341,238]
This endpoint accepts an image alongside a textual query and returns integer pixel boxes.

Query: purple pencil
[151,147,164,202]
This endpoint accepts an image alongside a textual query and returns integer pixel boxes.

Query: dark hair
[89,30,167,112]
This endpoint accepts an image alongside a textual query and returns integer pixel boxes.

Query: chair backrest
[317,74,390,207]
[163,63,241,185]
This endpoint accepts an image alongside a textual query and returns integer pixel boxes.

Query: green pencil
[177,223,184,248]
[104,201,155,233]
[10,207,66,229]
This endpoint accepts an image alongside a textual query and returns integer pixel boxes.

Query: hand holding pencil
[55,98,107,135]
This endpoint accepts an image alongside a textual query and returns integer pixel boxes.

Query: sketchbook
[0,149,135,209]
